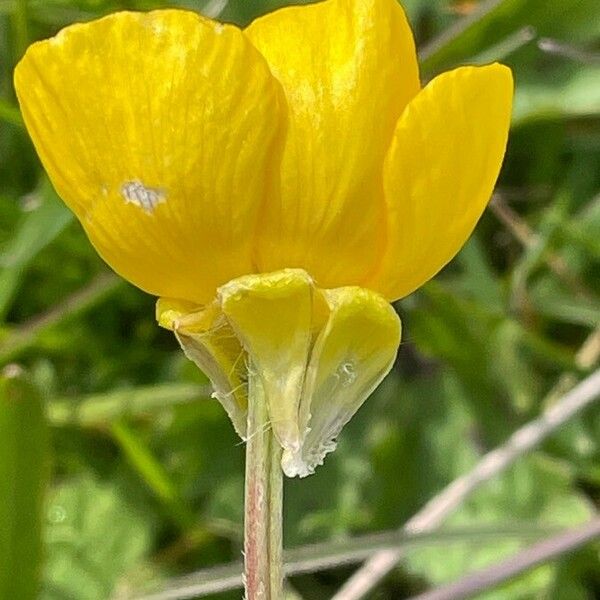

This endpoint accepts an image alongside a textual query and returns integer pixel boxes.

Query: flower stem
[244,368,283,599]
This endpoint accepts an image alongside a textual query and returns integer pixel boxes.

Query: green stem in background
[0,367,48,600]
[12,0,30,59]
[244,367,283,599]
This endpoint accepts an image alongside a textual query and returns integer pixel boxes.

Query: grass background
[1,0,599,598]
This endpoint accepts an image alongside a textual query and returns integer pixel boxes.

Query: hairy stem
[244,369,283,599]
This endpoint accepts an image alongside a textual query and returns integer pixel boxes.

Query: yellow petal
[368,64,513,300]
[246,0,419,288]
[218,269,317,451]
[14,10,284,304]
[282,287,401,477]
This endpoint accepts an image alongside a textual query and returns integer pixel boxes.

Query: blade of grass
[419,0,600,74]
[111,420,199,531]
[48,382,211,426]
[488,190,600,397]
[0,365,48,600]
[490,193,595,305]
[0,99,23,127]
[0,180,73,321]
[419,0,506,67]
[0,272,122,363]
[11,0,29,59]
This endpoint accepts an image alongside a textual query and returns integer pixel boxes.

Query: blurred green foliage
[0,368,48,600]
[0,0,599,598]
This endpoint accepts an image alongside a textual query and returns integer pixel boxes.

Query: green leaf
[42,475,155,600]
[0,366,49,600]
[405,452,594,598]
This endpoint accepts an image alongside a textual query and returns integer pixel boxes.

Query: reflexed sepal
[219,269,322,452]
[157,269,401,477]
[156,298,248,438]
[283,287,401,477]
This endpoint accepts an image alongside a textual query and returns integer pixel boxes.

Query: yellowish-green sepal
[282,287,401,477]
[218,269,316,452]
[156,298,248,438]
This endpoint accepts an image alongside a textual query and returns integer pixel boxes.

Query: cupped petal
[246,0,419,288]
[14,10,285,304]
[368,64,513,300]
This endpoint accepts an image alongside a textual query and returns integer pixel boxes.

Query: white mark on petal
[149,21,167,35]
[337,361,357,387]
[121,180,166,214]
[47,504,67,524]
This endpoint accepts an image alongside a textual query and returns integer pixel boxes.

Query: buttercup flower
[14,0,512,477]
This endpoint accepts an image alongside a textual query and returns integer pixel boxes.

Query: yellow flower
[14,0,512,476]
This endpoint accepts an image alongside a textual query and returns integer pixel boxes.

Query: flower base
[157,268,401,478]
